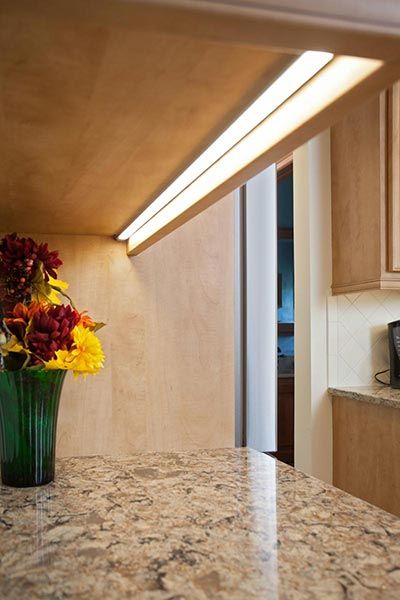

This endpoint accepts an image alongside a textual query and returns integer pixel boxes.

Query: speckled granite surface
[2,448,400,599]
[329,385,400,409]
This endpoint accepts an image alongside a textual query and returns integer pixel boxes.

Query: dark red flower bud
[0,233,63,304]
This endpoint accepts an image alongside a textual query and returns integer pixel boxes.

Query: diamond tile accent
[345,292,361,303]
[382,291,400,320]
[353,292,379,319]
[327,290,400,386]
[367,304,393,328]
[340,336,367,369]
[337,323,351,348]
[337,295,351,316]
[340,304,367,336]
[337,355,353,383]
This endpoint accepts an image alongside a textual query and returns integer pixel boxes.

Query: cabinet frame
[387,82,400,272]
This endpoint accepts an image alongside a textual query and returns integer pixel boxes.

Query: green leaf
[31,262,55,303]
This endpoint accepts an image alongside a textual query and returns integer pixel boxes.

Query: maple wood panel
[333,395,400,517]
[0,0,293,236]
[2,0,400,251]
[331,82,400,294]
[331,94,385,292]
[3,194,235,456]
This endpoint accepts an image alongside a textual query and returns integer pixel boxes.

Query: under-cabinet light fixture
[117,51,333,242]
[118,53,382,253]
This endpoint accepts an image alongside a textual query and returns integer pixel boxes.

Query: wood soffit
[1,1,400,240]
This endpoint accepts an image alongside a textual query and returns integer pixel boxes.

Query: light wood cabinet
[331,84,400,294]
[333,395,400,517]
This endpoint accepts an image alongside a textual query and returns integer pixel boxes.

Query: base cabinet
[333,395,400,516]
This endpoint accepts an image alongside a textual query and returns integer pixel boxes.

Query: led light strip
[125,56,382,254]
[117,50,333,241]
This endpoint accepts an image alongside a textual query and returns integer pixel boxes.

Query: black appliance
[388,320,400,388]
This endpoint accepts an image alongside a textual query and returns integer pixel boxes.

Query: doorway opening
[271,156,294,466]
[235,155,294,466]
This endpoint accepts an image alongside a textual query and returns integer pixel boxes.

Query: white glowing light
[121,55,382,254]
[117,51,333,241]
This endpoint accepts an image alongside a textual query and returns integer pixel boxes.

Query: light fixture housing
[118,53,383,254]
[117,51,333,242]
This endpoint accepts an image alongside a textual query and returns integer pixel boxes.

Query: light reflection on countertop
[1,448,400,598]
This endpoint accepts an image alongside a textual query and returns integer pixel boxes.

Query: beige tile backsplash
[327,291,400,386]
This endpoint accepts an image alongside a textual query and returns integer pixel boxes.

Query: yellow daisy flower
[45,325,105,377]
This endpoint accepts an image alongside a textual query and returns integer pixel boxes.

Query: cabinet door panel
[331,95,383,290]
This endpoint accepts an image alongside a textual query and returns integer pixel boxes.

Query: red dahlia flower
[26,304,80,362]
[5,302,80,362]
[0,233,62,303]
[35,242,63,280]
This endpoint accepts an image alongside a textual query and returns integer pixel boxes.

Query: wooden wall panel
[3,194,235,456]
[333,396,400,516]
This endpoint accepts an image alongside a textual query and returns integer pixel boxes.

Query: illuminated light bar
[124,55,382,253]
[117,51,333,241]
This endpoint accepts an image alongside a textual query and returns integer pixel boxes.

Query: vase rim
[0,368,66,375]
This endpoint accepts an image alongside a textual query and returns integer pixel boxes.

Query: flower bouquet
[0,233,105,487]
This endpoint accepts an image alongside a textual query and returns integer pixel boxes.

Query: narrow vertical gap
[234,185,247,447]
[273,158,295,466]
[240,185,247,447]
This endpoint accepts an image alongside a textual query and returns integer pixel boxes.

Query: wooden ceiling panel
[0,4,295,235]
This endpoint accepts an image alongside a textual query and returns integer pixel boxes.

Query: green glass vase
[0,369,66,487]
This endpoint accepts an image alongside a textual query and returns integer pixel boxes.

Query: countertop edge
[328,386,400,409]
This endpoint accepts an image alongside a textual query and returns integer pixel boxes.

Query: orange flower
[78,311,96,329]
[5,302,42,340]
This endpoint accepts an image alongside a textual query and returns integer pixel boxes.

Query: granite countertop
[2,448,400,599]
[329,385,400,409]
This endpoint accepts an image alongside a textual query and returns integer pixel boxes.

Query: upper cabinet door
[331,82,400,294]
[388,82,400,272]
